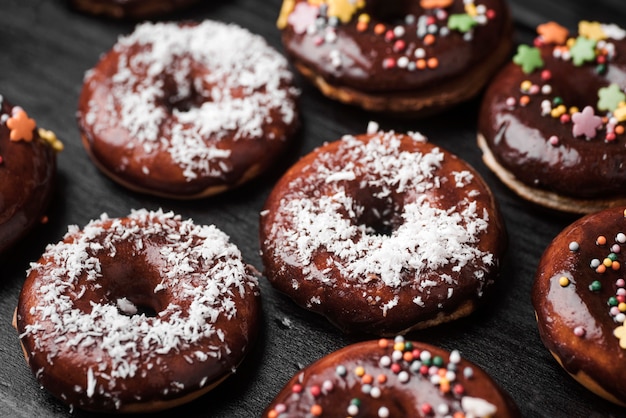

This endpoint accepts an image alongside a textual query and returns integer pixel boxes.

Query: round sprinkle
[433,356,444,367]
[378,406,390,418]
[292,383,303,394]
[616,313,626,323]
[597,235,607,246]
[589,281,602,292]
[322,380,334,392]
[603,258,613,268]
[379,356,391,367]
[370,386,381,398]
[310,385,321,397]
[362,374,373,385]
[569,241,580,252]
[420,350,432,363]
[590,258,601,268]
[548,135,560,146]
[421,403,433,415]
[336,365,347,377]
[398,371,410,383]
[463,367,474,379]
[617,233,626,243]
[355,366,365,377]
[449,349,461,364]
[612,244,621,253]
[311,404,323,416]
[377,374,387,384]
[617,279,626,287]
[574,326,586,337]
[392,350,403,361]
[361,384,372,394]
[347,404,359,415]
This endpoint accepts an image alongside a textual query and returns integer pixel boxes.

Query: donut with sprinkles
[0,95,61,253]
[259,125,506,335]
[263,337,520,417]
[77,20,299,199]
[277,0,512,114]
[478,21,626,213]
[14,209,260,412]
[68,0,200,19]
[533,206,626,406]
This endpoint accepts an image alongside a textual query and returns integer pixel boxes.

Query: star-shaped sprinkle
[6,108,36,142]
[512,45,544,74]
[420,0,453,9]
[448,14,477,33]
[579,20,607,41]
[276,0,296,29]
[614,103,626,123]
[287,2,318,34]
[614,324,626,349]
[602,23,626,40]
[38,128,64,152]
[572,106,602,139]
[598,83,626,112]
[537,21,569,44]
[569,36,597,66]
[326,0,364,24]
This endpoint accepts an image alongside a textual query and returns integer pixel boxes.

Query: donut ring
[264,337,520,417]
[68,0,200,19]
[0,95,60,254]
[78,21,299,199]
[14,209,260,412]
[478,21,626,214]
[532,206,626,406]
[260,128,505,335]
[277,0,512,114]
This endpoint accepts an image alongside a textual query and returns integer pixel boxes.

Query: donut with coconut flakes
[78,20,299,199]
[259,125,505,335]
[14,209,260,412]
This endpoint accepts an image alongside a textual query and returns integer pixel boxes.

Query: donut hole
[101,262,165,318]
[161,72,209,113]
[355,195,402,237]
[116,296,158,318]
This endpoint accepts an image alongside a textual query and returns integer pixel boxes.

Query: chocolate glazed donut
[478,21,626,213]
[264,337,520,417]
[0,95,60,253]
[278,0,512,114]
[533,207,626,406]
[260,129,506,335]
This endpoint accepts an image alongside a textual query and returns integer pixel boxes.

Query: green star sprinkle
[598,83,626,112]
[512,45,544,74]
[569,36,597,66]
[448,14,477,33]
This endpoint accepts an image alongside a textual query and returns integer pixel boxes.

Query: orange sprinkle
[416,59,427,70]
[440,380,451,393]
[616,125,625,135]
[613,261,621,270]
[311,404,323,416]
[597,235,607,245]
[424,34,435,46]
[454,413,466,418]
[362,374,373,384]
[7,109,36,142]
[268,411,278,418]
[374,23,386,35]
[378,338,388,348]
[537,21,569,44]
[357,21,368,32]
[519,95,530,106]
[596,264,607,274]
[427,57,439,69]
[377,374,387,384]
[403,351,413,362]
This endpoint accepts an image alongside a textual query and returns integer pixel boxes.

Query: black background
[1,0,625,417]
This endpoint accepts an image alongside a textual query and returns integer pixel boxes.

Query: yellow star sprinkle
[579,20,607,41]
[277,0,296,29]
[614,324,626,349]
[38,128,64,152]
[326,0,364,23]
[614,103,626,123]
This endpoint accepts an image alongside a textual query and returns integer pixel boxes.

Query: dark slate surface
[0,0,624,417]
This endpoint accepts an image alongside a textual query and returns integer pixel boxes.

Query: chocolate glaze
[0,98,56,253]
[68,0,200,19]
[16,211,260,412]
[263,339,520,417]
[281,0,511,93]
[532,207,626,404]
[478,28,626,199]
[260,132,506,335]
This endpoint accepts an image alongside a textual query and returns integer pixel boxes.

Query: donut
[68,0,200,19]
[0,95,61,254]
[264,336,521,417]
[14,209,260,412]
[532,206,626,406]
[276,0,512,114]
[77,21,299,199]
[259,126,505,335]
[478,21,626,214]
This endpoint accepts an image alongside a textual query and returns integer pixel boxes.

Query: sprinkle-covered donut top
[17,209,259,410]
[264,336,519,417]
[277,0,510,91]
[81,20,298,181]
[265,130,492,289]
[478,21,626,201]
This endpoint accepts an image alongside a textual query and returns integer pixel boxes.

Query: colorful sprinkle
[513,45,544,74]
[7,108,36,142]
[572,106,602,139]
[598,84,626,112]
[537,21,569,45]
[569,36,597,66]
[559,276,570,287]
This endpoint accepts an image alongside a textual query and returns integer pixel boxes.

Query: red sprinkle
[383,57,396,69]
[453,383,465,395]
[391,363,401,374]
[486,9,496,19]
[310,385,321,397]
[421,403,433,415]
[385,30,395,42]
[541,69,552,80]
[560,114,571,124]
[393,39,406,52]
[292,384,303,394]
[606,132,617,142]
